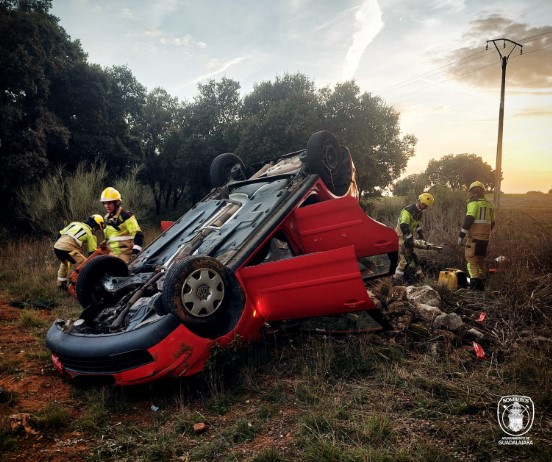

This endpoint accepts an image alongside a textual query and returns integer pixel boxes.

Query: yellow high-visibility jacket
[395,204,425,242]
[55,222,97,253]
[460,198,495,241]
[104,207,144,256]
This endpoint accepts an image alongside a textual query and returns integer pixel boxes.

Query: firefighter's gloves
[404,237,414,250]
[457,237,464,246]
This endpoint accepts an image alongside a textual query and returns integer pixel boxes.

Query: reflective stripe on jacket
[56,222,97,253]
[464,198,495,241]
[394,204,423,241]
[104,208,143,255]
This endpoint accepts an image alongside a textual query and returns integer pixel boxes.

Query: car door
[236,245,373,322]
[289,195,398,258]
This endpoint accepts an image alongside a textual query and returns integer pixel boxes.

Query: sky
[50,0,552,194]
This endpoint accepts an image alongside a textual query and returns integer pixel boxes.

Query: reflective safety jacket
[459,197,495,241]
[55,222,97,253]
[104,207,144,256]
[395,204,424,241]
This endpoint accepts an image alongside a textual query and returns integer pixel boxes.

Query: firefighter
[393,192,435,283]
[458,181,495,290]
[53,215,105,290]
[100,187,144,263]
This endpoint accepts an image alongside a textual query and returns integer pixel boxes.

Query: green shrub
[39,403,71,431]
[363,195,406,226]
[18,162,155,234]
[74,388,113,434]
[18,163,108,235]
[224,418,259,443]
[248,447,287,462]
[18,309,47,329]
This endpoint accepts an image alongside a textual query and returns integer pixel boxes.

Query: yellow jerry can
[438,268,468,290]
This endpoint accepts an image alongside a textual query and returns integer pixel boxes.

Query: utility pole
[486,38,523,208]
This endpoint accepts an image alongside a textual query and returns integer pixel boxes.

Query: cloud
[341,0,384,81]
[193,56,249,83]
[512,107,552,118]
[144,29,207,49]
[431,0,466,12]
[442,15,552,89]
[117,8,141,21]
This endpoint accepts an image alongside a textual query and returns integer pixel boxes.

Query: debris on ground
[194,422,208,434]
[375,283,497,355]
[9,413,41,436]
[8,299,56,310]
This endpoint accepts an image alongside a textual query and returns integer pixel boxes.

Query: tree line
[0,0,496,234]
[393,154,495,197]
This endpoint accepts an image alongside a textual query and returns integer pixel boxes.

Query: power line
[378,30,552,96]
[519,30,552,43]
[380,45,550,100]
[379,49,492,93]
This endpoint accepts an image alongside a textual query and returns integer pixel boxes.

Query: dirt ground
[0,299,303,461]
[0,301,95,462]
[2,286,550,462]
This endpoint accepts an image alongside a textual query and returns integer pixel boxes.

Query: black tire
[76,255,129,311]
[306,131,351,196]
[210,153,246,187]
[162,256,231,328]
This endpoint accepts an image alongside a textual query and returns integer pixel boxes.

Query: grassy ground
[0,194,551,461]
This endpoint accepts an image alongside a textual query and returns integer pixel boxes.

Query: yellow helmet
[100,187,122,202]
[418,192,435,207]
[469,181,485,192]
[89,214,106,230]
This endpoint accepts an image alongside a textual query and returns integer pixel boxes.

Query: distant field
[493,193,552,229]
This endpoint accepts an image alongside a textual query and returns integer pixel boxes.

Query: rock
[389,286,407,301]
[406,285,441,307]
[384,301,410,317]
[433,313,464,332]
[415,303,443,322]
[9,413,41,436]
[465,328,484,341]
[193,422,207,434]
[390,312,413,332]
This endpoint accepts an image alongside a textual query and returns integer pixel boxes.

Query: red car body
[45,131,398,386]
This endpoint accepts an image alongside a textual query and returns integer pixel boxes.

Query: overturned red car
[45,131,398,386]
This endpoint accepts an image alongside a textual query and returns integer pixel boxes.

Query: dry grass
[0,238,62,301]
[0,192,551,461]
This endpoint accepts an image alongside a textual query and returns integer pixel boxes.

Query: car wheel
[76,255,129,311]
[210,153,246,187]
[306,131,351,196]
[162,256,231,327]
